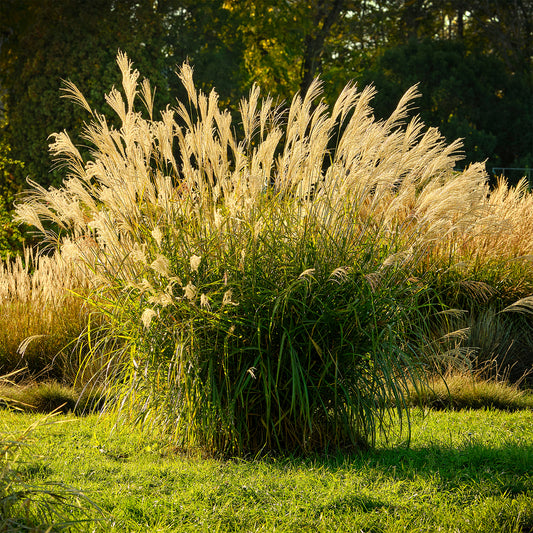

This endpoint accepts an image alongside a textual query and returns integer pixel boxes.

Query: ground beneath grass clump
[2,407,532,532]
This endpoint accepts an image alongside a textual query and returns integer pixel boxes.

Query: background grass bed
[1,408,532,532]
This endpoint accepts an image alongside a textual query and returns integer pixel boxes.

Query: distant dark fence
[492,167,532,188]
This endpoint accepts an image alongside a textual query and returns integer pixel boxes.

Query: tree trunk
[300,0,346,96]
[457,6,464,39]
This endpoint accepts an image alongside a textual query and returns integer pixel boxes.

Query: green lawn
[2,407,532,532]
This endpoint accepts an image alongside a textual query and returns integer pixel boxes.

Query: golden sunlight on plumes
[15,51,533,299]
[0,247,94,382]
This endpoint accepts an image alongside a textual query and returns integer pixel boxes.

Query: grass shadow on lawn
[257,435,533,531]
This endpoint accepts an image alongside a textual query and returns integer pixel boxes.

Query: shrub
[16,52,503,455]
[0,134,25,260]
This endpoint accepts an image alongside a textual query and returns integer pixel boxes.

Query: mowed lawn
[2,407,532,532]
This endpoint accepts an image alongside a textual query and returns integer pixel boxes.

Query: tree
[299,0,347,94]
[465,0,533,71]
[1,0,530,192]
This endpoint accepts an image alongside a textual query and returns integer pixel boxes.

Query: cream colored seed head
[150,254,171,277]
[190,254,202,273]
[141,308,157,329]
[184,281,197,301]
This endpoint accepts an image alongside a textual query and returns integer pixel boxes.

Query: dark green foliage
[0,134,25,259]
[358,39,533,174]
[0,0,174,188]
[120,230,434,456]
[0,195,23,261]
[0,0,250,189]
[1,0,532,192]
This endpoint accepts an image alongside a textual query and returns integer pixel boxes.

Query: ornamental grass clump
[16,52,493,455]
[0,247,96,383]
[414,177,533,382]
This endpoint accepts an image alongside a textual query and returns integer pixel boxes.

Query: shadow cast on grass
[275,439,533,495]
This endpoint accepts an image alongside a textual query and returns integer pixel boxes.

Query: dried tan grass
[0,247,86,305]
[442,177,533,264]
[0,248,94,382]
[409,371,533,410]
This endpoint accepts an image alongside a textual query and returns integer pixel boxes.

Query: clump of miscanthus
[16,52,522,456]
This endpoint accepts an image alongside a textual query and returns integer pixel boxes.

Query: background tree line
[0,0,531,253]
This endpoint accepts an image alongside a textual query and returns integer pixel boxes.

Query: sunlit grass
[0,398,101,532]
[1,408,531,532]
